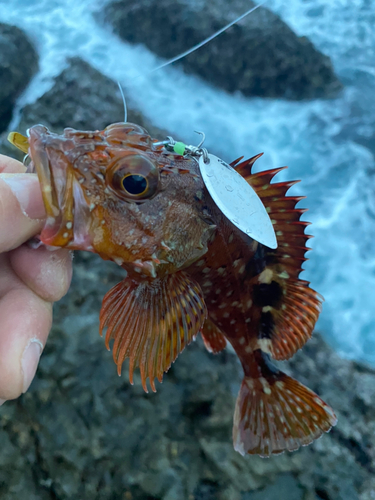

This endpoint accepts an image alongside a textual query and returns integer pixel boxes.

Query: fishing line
[147,1,268,75]
[117,1,268,114]
[117,80,127,122]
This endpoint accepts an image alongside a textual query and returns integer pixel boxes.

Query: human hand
[0,154,72,404]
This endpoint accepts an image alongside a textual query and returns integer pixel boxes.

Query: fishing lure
[154,134,277,248]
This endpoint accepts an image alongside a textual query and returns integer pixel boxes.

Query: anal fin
[99,271,207,392]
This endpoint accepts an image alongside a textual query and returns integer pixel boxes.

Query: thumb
[0,173,46,252]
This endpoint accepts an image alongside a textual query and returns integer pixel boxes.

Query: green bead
[174,142,186,156]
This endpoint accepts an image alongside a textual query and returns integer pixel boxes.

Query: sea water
[0,0,374,364]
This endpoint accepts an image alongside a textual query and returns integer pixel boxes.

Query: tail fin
[233,371,337,457]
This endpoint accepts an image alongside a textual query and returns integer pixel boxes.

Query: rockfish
[8,122,337,457]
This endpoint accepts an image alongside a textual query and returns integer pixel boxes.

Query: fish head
[26,122,214,277]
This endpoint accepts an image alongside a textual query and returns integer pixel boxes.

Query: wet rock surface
[0,23,38,134]
[103,0,342,100]
[1,57,169,161]
[0,252,374,500]
[18,57,169,139]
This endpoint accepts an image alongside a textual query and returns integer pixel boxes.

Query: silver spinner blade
[199,154,277,249]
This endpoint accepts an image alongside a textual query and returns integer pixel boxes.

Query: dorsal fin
[235,155,323,360]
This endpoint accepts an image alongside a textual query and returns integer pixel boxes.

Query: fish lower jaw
[39,215,94,251]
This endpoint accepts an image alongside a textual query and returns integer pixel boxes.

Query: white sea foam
[0,0,374,363]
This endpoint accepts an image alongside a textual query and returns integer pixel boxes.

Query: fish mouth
[28,125,92,249]
[28,126,61,218]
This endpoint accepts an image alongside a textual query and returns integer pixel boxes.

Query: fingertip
[0,173,45,219]
[0,154,26,174]
[0,174,45,252]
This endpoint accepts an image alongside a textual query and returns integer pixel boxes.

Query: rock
[0,23,38,133]
[1,251,375,499]
[18,57,168,139]
[242,474,303,500]
[2,56,169,162]
[102,0,342,100]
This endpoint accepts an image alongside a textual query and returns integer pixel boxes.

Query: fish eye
[122,174,148,196]
[107,153,159,201]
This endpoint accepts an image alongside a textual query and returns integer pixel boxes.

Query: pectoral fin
[99,271,207,392]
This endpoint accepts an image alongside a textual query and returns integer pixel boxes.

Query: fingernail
[0,399,6,406]
[2,174,45,219]
[22,339,43,393]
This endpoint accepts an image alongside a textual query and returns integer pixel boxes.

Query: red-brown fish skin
[23,122,337,457]
[186,157,336,456]
[27,123,213,276]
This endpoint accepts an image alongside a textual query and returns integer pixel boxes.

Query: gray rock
[2,56,169,161]
[18,56,168,139]
[0,23,38,133]
[1,251,375,499]
[102,0,342,100]
[243,474,303,500]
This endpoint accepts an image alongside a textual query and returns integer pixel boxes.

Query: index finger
[0,157,46,252]
[0,153,26,174]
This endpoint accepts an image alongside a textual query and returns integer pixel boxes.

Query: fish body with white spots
[8,122,337,457]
